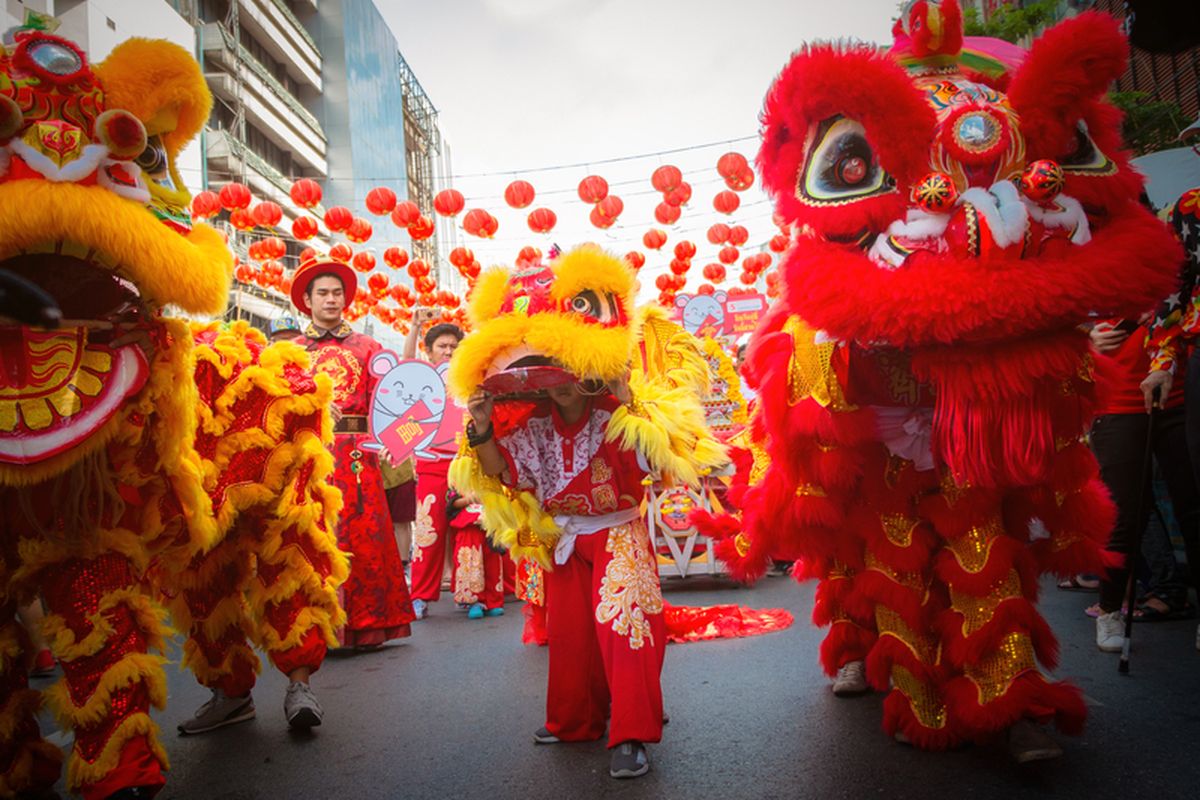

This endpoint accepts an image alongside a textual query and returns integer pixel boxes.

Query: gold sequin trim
[946,517,1004,573]
[876,606,940,665]
[892,666,947,730]
[865,551,927,593]
[880,513,918,548]
[884,454,908,489]
[951,570,1022,637]
[965,631,1037,705]
[733,532,752,558]
[939,470,966,507]
[782,316,855,411]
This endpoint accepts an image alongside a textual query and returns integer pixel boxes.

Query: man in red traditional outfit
[293,259,415,648]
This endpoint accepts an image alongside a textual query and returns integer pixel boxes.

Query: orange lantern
[577,175,608,204]
[712,190,740,215]
[234,263,253,282]
[408,215,435,240]
[654,202,681,226]
[292,216,319,240]
[651,164,682,193]
[218,182,252,211]
[251,201,282,228]
[624,251,645,270]
[449,247,474,268]
[504,180,535,209]
[718,246,739,265]
[329,242,353,262]
[190,190,221,219]
[589,205,615,230]
[289,178,322,209]
[643,229,667,250]
[367,271,389,294]
[728,225,749,246]
[673,240,696,260]
[433,188,465,217]
[346,217,374,243]
[353,251,377,273]
[463,208,497,238]
[229,208,256,231]
[414,275,437,294]
[365,186,398,215]
[669,258,690,276]
[596,194,624,220]
[407,258,431,279]
[324,205,353,232]
[391,200,421,228]
[384,246,409,269]
[527,207,556,234]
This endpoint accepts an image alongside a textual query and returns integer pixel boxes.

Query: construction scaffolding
[397,49,446,281]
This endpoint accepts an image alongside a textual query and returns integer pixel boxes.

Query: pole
[1118,386,1162,675]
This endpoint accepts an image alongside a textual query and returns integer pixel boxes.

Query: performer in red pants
[447,491,505,618]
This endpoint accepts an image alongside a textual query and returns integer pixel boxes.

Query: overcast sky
[376,0,899,294]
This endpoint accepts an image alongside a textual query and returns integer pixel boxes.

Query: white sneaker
[177,688,255,735]
[832,660,868,696]
[1096,610,1124,653]
[412,599,428,620]
[284,681,323,729]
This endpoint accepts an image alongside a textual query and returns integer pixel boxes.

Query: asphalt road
[39,573,1200,799]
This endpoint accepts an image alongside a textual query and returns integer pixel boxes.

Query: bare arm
[403,307,437,360]
[467,389,510,481]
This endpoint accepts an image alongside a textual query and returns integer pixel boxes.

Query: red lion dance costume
[0,30,346,799]
[710,2,1182,750]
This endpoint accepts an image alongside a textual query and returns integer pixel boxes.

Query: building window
[106,17,115,30]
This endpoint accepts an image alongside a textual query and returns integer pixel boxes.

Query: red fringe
[942,671,1087,740]
[933,534,1039,599]
[882,689,964,751]
[689,508,740,541]
[936,598,1062,671]
[866,634,945,691]
[712,535,770,585]
[854,568,933,632]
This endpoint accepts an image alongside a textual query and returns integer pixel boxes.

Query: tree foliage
[1108,91,1190,156]
[962,0,1060,44]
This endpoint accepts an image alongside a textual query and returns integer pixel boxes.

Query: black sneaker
[532,726,559,744]
[609,741,650,778]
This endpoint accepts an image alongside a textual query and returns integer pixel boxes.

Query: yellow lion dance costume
[0,28,346,799]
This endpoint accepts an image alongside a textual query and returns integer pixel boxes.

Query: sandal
[1085,602,1127,619]
[1132,597,1197,622]
[1058,574,1100,592]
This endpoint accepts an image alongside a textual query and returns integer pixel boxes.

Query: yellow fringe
[636,306,712,394]
[44,651,167,729]
[702,335,749,426]
[449,451,559,569]
[40,588,171,662]
[65,713,169,791]
[179,638,260,686]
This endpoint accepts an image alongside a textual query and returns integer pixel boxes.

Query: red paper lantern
[596,194,624,220]
[673,240,696,261]
[463,208,497,238]
[624,251,645,270]
[414,275,437,294]
[769,233,790,253]
[706,223,730,245]
[713,190,740,215]
[384,246,409,269]
[697,283,715,296]
[504,180,535,209]
[654,274,671,291]
[654,202,681,226]
[663,182,691,207]
[651,165,682,193]
[527,207,557,234]
[367,271,389,293]
[289,178,322,209]
[365,186,398,216]
[407,258,431,278]
[408,215,435,240]
[229,208,255,231]
[251,202,282,228]
[324,205,353,232]
[391,200,421,228]
[190,190,221,220]
[433,188,465,217]
[518,245,542,263]
[299,247,319,266]
[346,217,373,243]
[726,167,755,191]
[292,216,319,240]
[449,247,474,268]
[668,273,686,290]
[716,152,749,180]
[261,236,286,260]
[739,270,756,285]
[728,225,749,246]
[642,229,667,250]
[669,258,690,276]
[589,205,615,230]
[354,252,377,273]
[577,175,608,204]
[710,264,726,282]
[218,182,251,211]
[329,242,353,263]
[718,246,739,265]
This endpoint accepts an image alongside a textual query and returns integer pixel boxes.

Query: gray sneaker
[609,741,650,779]
[1008,719,1063,763]
[284,681,323,729]
[177,688,255,735]
[832,660,868,696]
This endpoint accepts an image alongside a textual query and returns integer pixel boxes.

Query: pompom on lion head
[447,246,637,401]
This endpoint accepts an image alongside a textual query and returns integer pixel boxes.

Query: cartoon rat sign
[362,351,464,461]
[676,292,727,338]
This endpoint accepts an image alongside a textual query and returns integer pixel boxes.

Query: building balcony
[239,0,322,92]
[204,128,325,224]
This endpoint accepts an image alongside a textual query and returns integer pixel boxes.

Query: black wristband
[467,420,494,448]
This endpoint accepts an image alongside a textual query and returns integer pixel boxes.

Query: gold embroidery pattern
[892,666,948,730]
[411,494,437,560]
[590,456,613,484]
[880,513,918,548]
[311,346,364,407]
[965,631,1037,705]
[596,521,664,650]
[865,552,927,593]
[733,532,752,557]
[782,316,855,411]
[951,570,1022,636]
[591,485,618,512]
[876,606,940,665]
[453,545,484,604]
[946,517,1004,574]
[873,349,920,406]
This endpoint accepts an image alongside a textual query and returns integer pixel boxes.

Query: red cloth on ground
[545,525,666,748]
[410,457,454,602]
[1096,322,1186,414]
[662,601,794,643]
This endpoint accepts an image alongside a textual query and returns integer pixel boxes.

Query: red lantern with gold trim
[728,225,749,246]
[289,178,322,209]
[433,188,465,217]
[391,200,421,228]
[219,182,251,211]
[292,216,319,240]
[577,175,609,204]
[324,205,353,233]
[654,202,680,226]
[643,229,667,250]
[408,215,435,240]
[384,246,409,269]
[651,164,682,193]
[713,190,740,215]
[365,186,398,215]
[527,207,556,234]
[505,180,535,209]
[191,190,221,220]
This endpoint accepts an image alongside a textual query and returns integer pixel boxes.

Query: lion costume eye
[1061,121,1115,176]
[797,116,893,204]
[568,289,618,323]
[135,136,174,188]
